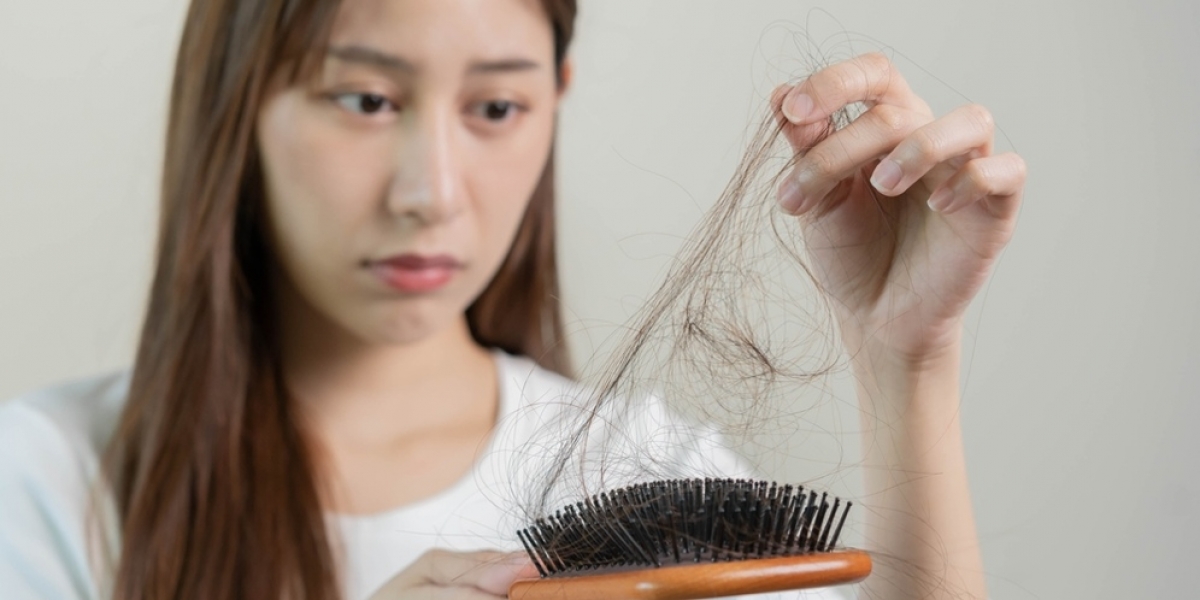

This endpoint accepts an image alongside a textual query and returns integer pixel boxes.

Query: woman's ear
[557,57,573,97]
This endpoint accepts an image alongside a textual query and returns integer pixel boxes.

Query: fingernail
[777,177,805,214]
[927,187,954,212]
[783,93,814,123]
[870,159,903,193]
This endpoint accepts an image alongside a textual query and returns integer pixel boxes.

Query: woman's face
[257,0,563,345]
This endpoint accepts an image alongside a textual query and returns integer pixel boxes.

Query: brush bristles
[517,478,853,578]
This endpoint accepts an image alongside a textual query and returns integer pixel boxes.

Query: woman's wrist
[845,325,986,599]
[838,318,965,412]
[850,335,964,460]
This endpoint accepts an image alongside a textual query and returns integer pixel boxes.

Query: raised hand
[773,52,1027,363]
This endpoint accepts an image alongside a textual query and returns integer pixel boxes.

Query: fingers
[870,103,996,197]
[772,53,1023,222]
[926,152,1027,214]
[771,83,835,155]
[419,550,533,594]
[373,550,535,599]
[777,103,931,214]
[779,52,931,126]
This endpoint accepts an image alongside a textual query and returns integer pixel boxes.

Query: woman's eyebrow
[326,45,543,76]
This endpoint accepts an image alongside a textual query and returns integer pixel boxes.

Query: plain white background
[1,1,1197,598]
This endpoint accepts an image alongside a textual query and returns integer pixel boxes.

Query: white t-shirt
[0,350,852,600]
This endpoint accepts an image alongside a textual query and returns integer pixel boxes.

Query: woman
[0,0,1026,599]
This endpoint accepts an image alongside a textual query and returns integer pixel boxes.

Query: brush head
[517,478,853,578]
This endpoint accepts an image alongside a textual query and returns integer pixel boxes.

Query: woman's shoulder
[0,370,130,468]
[0,371,127,599]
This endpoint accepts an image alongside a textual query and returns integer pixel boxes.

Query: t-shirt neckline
[328,347,513,525]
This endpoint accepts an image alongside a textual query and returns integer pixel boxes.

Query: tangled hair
[510,78,859,520]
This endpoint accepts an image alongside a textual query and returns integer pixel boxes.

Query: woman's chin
[356,306,462,347]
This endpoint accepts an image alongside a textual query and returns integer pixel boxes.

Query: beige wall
[2,1,1197,598]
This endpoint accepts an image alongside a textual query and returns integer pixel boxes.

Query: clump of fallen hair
[504,70,857,519]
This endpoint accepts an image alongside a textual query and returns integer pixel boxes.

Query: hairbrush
[511,478,870,600]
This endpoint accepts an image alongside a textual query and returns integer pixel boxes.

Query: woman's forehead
[326,0,555,66]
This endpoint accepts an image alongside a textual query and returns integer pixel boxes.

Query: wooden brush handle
[508,550,871,600]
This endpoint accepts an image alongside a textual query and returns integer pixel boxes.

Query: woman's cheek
[260,95,390,303]
[299,118,393,222]
[474,133,547,246]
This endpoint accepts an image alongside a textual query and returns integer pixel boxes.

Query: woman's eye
[333,93,395,115]
[476,100,522,122]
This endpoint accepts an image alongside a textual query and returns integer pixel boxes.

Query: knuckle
[963,103,995,132]
[802,150,838,180]
[1009,153,1029,179]
[862,52,906,95]
[861,51,893,73]
[869,104,909,137]
[419,548,449,566]
[822,68,854,99]
[962,158,990,185]
[905,130,944,162]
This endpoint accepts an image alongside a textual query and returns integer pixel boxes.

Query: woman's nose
[385,107,463,226]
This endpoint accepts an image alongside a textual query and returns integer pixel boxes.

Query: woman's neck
[273,280,500,514]
[275,278,496,447]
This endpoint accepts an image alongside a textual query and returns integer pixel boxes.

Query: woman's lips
[368,253,463,293]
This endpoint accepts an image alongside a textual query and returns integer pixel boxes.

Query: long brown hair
[103,0,577,598]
